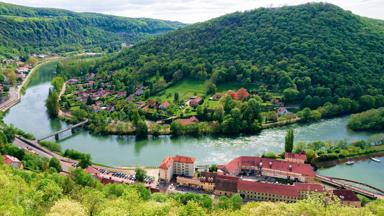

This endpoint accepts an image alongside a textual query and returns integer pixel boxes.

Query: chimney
[288,164,292,172]
[269,161,272,168]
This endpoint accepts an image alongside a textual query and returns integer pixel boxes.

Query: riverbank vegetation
[293,134,384,165]
[348,108,384,131]
[0,163,383,216]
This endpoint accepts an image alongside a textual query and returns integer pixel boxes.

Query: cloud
[2,0,384,23]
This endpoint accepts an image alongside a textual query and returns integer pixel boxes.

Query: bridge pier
[54,134,59,141]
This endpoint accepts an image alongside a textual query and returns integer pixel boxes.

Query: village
[60,72,300,135]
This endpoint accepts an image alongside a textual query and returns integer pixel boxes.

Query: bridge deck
[316,174,383,199]
[38,119,88,141]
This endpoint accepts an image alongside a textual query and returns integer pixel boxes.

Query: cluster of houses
[158,153,361,207]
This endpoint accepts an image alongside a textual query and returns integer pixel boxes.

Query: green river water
[3,62,384,189]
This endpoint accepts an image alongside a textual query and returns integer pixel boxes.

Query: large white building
[159,155,195,182]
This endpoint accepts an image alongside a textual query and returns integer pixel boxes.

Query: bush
[40,141,62,154]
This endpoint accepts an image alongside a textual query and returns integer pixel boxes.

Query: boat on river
[345,161,355,165]
[370,157,381,162]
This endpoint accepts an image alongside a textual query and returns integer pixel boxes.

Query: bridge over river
[316,174,384,199]
[37,119,88,141]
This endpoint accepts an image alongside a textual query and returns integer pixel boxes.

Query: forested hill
[0,2,184,59]
[97,3,384,107]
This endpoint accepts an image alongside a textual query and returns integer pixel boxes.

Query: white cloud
[2,0,384,23]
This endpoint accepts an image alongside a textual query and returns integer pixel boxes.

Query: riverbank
[313,150,384,168]
[0,57,60,112]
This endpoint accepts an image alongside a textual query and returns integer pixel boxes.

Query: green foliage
[49,158,62,172]
[93,3,384,116]
[348,108,384,131]
[51,76,65,92]
[46,89,59,118]
[70,168,99,188]
[64,149,92,168]
[134,168,146,182]
[0,2,184,58]
[39,141,62,154]
[285,128,294,153]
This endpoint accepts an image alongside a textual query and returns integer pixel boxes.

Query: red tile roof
[3,155,20,165]
[174,155,195,164]
[159,155,195,170]
[177,116,199,125]
[215,174,239,193]
[159,156,174,169]
[333,189,360,202]
[85,166,99,176]
[224,156,315,177]
[285,152,307,161]
[238,180,300,197]
[238,180,325,197]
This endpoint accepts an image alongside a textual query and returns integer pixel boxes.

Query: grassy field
[154,79,207,101]
[216,82,259,93]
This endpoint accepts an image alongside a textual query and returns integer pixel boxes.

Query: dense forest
[0,2,184,60]
[94,3,384,110]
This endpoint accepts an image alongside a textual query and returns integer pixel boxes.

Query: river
[3,62,384,189]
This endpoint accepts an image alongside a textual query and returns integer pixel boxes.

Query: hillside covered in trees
[94,3,384,110]
[0,2,184,59]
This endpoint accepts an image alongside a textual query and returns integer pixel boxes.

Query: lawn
[216,82,259,93]
[153,79,207,101]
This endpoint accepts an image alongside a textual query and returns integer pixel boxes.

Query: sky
[2,0,384,23]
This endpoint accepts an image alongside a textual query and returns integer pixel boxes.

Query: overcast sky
[2,0,384,23]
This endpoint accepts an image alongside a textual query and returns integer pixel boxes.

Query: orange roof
[174,155,195,164]
[159,156,174,169]
[224,156,315,177]
[3,155,20,165]
[159,155,195,169]
[285,152,307,161]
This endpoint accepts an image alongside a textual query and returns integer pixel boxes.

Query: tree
[46,89,59,118]
[135,120,148,138]
[174,92,179,103]
[285,128,294,153]
[78,154,92,169]
[49,157,62,172]
[222,96,234,114]
[47,199,86,216]
[283,88,299,103]
[135,167,146,182]
[206,82,217,95]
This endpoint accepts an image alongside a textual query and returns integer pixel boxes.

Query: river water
[3,62,384,189]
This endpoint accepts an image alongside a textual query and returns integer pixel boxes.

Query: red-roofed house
[159,155,196,182]
[214,174,239,196]
[189,96,202,107]
[333,189,361,208]
[177,116,199,126]
[159,101,170,110]
[223,156,316,182]
[285,152,307,164]
[3,155,22,169]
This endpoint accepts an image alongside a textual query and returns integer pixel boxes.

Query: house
[210,93,222,101]
[333,189,361,208]
[67,78,79,85]
[3,155,22,169]
[146,100,158,109]
[285,152,307,164]
[159,101,170,110]
[159,155,196,182]
[189,96,202,107]
[223,156,316,182]
[177,116,199,125]
[271,98,284,107]
[214,174,239,196]
[277,107,289,116]
[16,67,29,74]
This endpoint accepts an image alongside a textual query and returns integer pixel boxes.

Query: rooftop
[333,189,360,202]
[224,156,315,177]
[285,152,307,161]
[159,155,195,169]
